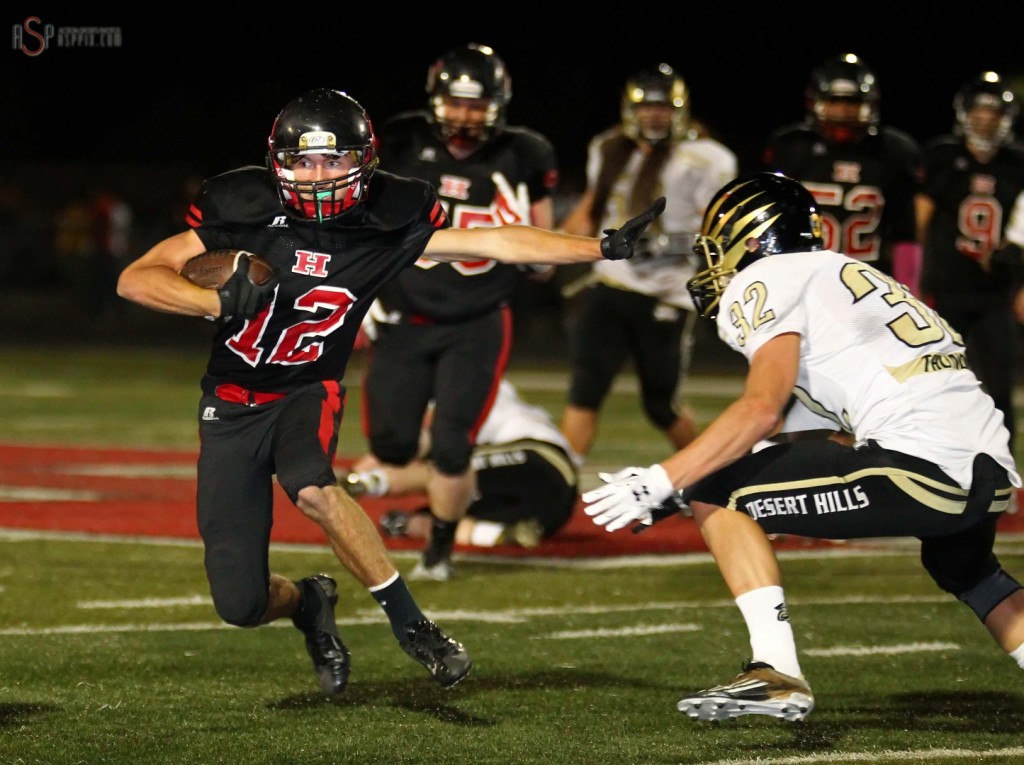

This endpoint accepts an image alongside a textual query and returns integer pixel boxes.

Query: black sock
[424,518,457,566]
[291,579,320,627]
[371,575,426,642]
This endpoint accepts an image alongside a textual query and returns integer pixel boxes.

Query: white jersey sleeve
[475,380,582,467]
[594,138,738,308]
[716,250,1020,488]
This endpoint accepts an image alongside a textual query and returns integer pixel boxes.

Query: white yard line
[705,747,1024,765]
[805,641,959,657]
[2,527,1022,568]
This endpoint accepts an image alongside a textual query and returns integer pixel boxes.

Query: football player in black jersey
[917,71,1024,454]
[360,43,561,581]
[763,53,924,293]
[116,87,664,696]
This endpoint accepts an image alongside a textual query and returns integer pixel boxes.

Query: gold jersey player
[582,172,1024,722]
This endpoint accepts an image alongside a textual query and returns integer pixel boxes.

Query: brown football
[179,249,275,289]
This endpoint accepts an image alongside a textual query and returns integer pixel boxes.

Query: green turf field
[2,346,1023,764]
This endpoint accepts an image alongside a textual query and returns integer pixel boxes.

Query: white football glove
[492,171,531,226]
[582,464,675,533]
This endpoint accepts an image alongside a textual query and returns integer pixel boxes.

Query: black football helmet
[688,173,824,319]
[267,88,379,221]
[426,43,512,152]
[621,63,690,144]
[954,71,1018,153]
[805,53,879,143]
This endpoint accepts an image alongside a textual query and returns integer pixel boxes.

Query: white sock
[1010,642,1024,669]
[359,469,389,497]
[468,521,504,547]
[735,585,802,679]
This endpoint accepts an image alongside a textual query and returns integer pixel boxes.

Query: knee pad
[276,464,337,505]
[209,586,267,628]
[958,568,1023,622]
[920,517,1021,621]
[641,394,677,430]
[430,430,474,475]
[367,434,419,470]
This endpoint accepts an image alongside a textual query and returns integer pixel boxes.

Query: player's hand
[217,255,279,321]
[582,463,675,532]
[492,171,531,225]
[600,197,666,260]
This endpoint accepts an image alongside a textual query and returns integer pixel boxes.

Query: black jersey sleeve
[879,127,924,243]
[880,127,924,188]
[506,127,559,202]
[920,137,961,196]
[186,166,283,250]
[362,170,450,238]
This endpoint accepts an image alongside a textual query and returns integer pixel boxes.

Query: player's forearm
[117,265,221,317]
[488,225,602,264]
[661,396,782,490]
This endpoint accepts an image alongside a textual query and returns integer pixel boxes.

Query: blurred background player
[558,63,737,460]
[345,378,579,549]
[361,43,560,580]
[917,71,1024,456]
[763,52,923,294]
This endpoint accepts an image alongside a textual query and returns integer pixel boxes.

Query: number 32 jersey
[715,249,1019,488]
[187,166,448,393]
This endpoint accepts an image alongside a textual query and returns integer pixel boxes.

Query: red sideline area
[1,443,1022,558]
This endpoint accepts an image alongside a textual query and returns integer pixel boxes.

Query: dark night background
[6,12,1024,187]
[2,9,1022,350]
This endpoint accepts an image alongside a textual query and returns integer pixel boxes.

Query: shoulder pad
[362,171,448,231]
[190,166,281,228]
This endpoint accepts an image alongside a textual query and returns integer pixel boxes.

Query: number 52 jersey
[715,249,1019,489]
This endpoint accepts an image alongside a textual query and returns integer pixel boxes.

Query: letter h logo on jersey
[292,250,331,278]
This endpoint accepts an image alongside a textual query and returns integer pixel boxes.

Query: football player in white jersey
[345,378,580,548]
[559,63,737,460]
[581,172,1024,723]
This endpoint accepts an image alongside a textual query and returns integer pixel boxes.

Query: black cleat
[379,509,412,538]
[400,620,472,688]
[292,574,351,696]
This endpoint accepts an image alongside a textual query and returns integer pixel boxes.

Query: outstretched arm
[423,197,665,265]
[583,333,800,532]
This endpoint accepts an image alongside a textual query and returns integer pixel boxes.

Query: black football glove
[599,196,667,260]
[217,254,279,322]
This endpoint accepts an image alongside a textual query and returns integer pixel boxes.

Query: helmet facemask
[812,95,877,143]
[955,85,1017,154]
[431,95,504,153]
[688,236,735,319]
[270,147,376,222]
[621,65,690,145]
